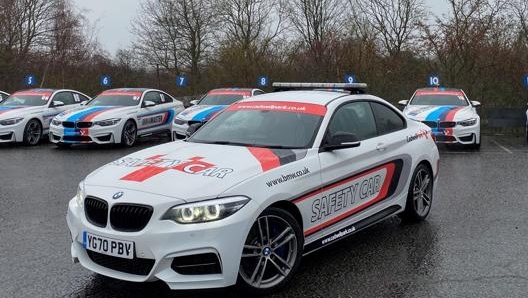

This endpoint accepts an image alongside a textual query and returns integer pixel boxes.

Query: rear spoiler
[272,82,367,94]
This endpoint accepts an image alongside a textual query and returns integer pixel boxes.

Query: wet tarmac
[1,136,527,298]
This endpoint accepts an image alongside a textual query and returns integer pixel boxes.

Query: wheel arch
[268,200,304,234]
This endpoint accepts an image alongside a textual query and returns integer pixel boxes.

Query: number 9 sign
[344,74,356,84]
[100,75,111,88]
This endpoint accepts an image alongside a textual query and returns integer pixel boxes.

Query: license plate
[83,231,134,259]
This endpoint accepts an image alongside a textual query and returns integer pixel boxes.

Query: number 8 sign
[258,75,268,87]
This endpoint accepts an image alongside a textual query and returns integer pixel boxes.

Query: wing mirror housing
[398,100,408,107]
[322,132,361,152]
[471,101,481,107]
[51,100,65,107]
[186,122,204,138]
[143,100,156,108]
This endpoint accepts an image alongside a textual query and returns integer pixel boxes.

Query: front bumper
[172,123,189,140]
[431,124,480,144]
[0,121,25,143]
[67,194,258,290]
[49,124,120,145]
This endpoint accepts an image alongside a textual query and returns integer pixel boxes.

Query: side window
[253,90,265,96]
[74,93,90,103]
[327,101,377,141]
[53,92,75,105]
[370,102,405,135]
[143,91,161,106]
[159,92,173,103]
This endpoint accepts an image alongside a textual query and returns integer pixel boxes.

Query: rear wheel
[401,164,433,222]
[238,207,303,295]
[120,120,137,147]
[22,119,42,146]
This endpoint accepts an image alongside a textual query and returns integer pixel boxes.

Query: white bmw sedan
[0,89,90,145]
[67,83,439,294]
[50,88,184,147]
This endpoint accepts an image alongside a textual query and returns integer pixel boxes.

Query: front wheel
[120,120,137,147]
[22,119,42,146]
[238,207,303,295]
[401,164,433,222]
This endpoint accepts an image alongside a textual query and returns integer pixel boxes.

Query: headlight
[173,118,186,125]
[0,117,24,126]
[161,196,250,224]
[51,119,62,126]
[94,118,121,126]
[457,118,477,126]
[74,181,86,207]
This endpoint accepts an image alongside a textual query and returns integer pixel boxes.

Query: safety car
[399,87,481,149]
[0,89,90,145]
[67,82,439,294]
[172,88,264,139]
[50,88,184,147]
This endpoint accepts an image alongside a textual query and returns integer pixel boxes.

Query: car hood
[0,106,45,119]
[404,105,476,122]
[84,141,299,202]
[176,105,227,122]
[55,106,136,122]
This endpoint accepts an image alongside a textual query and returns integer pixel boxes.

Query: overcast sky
[72,0,449,56]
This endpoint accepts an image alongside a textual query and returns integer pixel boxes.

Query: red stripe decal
[297,162,396,236]
[120,166,168,182]
[415,91,464,96]
[228,101,327,116]
[247,147,280,172]
[208,90,251,96]
[444,107,464,135]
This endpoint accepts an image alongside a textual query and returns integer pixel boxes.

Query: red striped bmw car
[67,83,439,294]
[399,87,481,149]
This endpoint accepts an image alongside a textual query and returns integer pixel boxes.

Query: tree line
[1,0,527,107]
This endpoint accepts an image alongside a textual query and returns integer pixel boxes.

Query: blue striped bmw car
[172,88,264,139]
[50,88,184,147]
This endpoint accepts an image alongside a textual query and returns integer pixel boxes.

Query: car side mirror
[189,99,199,106]
[186,122,204,138]
[322,132,361,151]
[143,100,156,108]
[80,101,87,106]
[398,100,408,107]
[471,101,481,107]
[51,100,65,107]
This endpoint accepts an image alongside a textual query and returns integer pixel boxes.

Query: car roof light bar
[272,82,368,94]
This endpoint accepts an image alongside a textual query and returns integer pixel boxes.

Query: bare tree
[351,0,426,57]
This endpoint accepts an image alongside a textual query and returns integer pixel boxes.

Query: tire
[401,163,433,222]
[120,120,137,147]
[22,119,42,146]
[238,207,303,295]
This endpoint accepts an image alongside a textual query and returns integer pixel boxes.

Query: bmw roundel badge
[112,192,124,200]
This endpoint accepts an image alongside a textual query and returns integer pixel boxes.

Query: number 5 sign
[176,75,187,88]
[25,74,36,87]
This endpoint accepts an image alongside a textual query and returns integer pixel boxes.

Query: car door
[46,91,77,130]
[137,91,167,133]
[306,100,408,242]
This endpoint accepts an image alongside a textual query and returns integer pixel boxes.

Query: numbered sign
[344,74,356,84]
[25,74,36,87]
[523,74,528,88]
[176,75,187,88]
[428,75,440,87]
[257,75,269,87]
[100,75,112,88]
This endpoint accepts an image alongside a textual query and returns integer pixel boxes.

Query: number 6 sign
[100,75,111,88]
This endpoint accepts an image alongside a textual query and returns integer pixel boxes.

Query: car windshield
[199,94,245,106]
[0,93,51,106]
[87,93,142,106]
[410,92,468,106]
[189,102,325,149]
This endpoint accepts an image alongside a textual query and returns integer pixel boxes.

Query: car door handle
[376,143,386,151]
